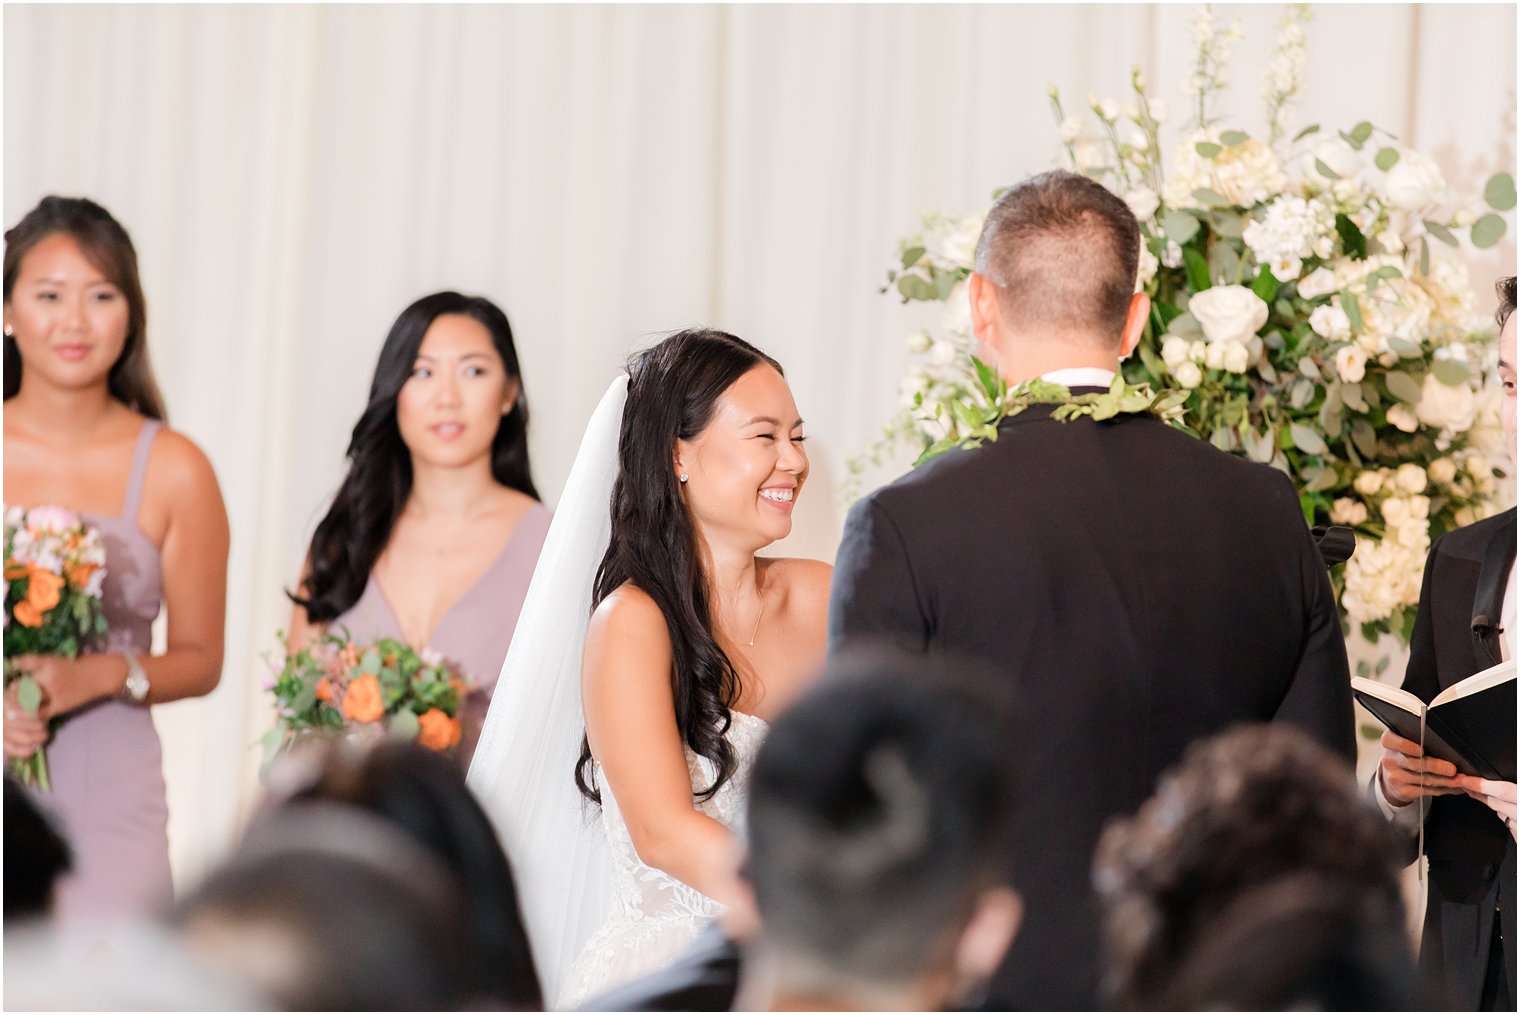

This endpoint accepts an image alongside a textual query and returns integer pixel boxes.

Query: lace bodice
[560,710,769,1006]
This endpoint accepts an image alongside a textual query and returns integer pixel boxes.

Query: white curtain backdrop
[4,3,1515,892]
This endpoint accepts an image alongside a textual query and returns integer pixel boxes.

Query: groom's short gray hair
[974,169,1140,344]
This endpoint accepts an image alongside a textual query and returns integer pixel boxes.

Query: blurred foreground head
[1094,723,1413,1009]
[743,650,1021,1011]
[172,803,474,1010]
[4,777,72,926]
[266,738,541,1008]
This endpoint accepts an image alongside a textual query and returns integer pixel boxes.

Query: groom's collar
[1038,366,1116,388]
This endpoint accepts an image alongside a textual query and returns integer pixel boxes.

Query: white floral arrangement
[855,4,1514,648]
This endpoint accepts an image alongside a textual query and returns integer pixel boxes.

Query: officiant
[1375,276,1517,1011]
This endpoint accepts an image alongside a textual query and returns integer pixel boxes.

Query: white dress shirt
[1040,367,1117,389]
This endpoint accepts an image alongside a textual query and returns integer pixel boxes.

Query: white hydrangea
[1334,344,1368,383]
[1245,197,1336,280]
[1330,498,1369,526]
[1163,131,1289,209]
[1310,304,1352,341]
[1341,507,1429,624]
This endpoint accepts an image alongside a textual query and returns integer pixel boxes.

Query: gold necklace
[744,567,767,648]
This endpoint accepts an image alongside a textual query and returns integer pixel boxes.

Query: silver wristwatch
[121,652,150,704]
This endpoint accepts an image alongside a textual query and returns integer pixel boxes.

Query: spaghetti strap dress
[46,419,174,921]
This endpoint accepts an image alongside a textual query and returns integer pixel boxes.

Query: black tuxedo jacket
[1398,507,1517,1010]
[829,398,1355,1010]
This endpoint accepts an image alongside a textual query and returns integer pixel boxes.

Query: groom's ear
[1119,292,1149,359]
[968,272,1003,353]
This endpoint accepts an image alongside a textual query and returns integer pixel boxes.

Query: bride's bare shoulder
[763,557,833,603]
[587,582,669,642]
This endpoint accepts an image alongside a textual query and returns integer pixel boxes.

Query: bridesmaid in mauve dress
[2,197,230,923]
[289,292,547,770]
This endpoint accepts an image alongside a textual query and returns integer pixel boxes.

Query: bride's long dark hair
[575,329,783,805]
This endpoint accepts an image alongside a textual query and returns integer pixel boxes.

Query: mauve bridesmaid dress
[331,501,552,770]
[44,419,174,921]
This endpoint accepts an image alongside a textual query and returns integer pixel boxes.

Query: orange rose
[13,600,42,628]
[26,568,64,613]
[4,559,28,580]
[66,562,97,588]
[315,677,335,703]
[342,673,384,723]
[417,708,461,752]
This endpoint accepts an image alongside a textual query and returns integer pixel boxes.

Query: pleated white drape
[4,2,1514,891]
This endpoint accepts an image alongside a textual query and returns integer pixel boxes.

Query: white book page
[1350,677,1425,716]
[1430,658,1517,709]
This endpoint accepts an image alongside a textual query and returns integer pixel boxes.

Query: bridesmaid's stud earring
[679,473,688,484]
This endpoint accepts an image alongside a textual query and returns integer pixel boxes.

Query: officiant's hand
[1378,731,1463,806]
[3,682,50,758]
[1457,776,1517,840]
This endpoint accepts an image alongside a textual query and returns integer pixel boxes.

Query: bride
[468,329,831,1006]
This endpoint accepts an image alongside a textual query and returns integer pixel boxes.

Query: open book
[1352,658,1515,782]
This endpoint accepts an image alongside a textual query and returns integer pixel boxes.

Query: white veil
[466,375,626,1004]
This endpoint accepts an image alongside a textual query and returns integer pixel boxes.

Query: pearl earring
[3,324,11,337]
[679,473,688,484]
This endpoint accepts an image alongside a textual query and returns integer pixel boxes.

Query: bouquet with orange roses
[4,505,110,789]
[262,630,469,770]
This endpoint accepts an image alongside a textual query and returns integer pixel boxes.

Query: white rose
[1061,116,1084,143]
[1297,266,1340,300]
[1205,342,1228,370]
[1353,471,1383,496]
[1333,344,1367,383]
[1189,340,1207,362]
[1175,361,1204,389]
[1222,341,1250,374]
[1161,335,1191,368]
[1415,372,1477,432]
[1310,304,1352,341]
[1189,285,1270,346]
[1125,187,1160,221]
[1331,178,1362,205]
[1311,138,1361,179]
[1395,463,1427,494]
[1428,457,1457,485]
[1330,498,1369,526]
[1383,150,1446,211]
[1387,403,1420,433]
[1381,497,1411,527]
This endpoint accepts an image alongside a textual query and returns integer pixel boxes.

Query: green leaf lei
[914,359,1194,466]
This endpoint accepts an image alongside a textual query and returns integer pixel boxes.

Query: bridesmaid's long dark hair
[575,329,783,805]
[292,292,539,622]
[3,196,167,421]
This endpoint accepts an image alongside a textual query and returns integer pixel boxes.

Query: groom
[829,169,1355,1010]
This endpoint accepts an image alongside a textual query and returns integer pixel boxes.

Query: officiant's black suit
[1396,506,1516,1010]
[829,398,1355,1011]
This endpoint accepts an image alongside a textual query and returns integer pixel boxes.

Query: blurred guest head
[741,651,1021,1011]
[4,777,72,926]
[291,290,536,623]
[576,329,805,808]
[969,169,1146,380]
[1497,275,1515,449]
[266,738,541,1009]
[1093,723,1409,1010]
[3,195,165,419]
[1159,872,1418,1010]
[172,803,475,1011]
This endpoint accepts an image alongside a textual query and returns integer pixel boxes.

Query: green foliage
[1485,172,1517,212]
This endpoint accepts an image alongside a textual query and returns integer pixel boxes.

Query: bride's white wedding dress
[560,710,769,1008]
